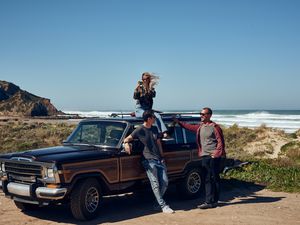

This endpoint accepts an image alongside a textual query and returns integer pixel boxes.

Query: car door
[118,126,147,182]
[162,125,196,174]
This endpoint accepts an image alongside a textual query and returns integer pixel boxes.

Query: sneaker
[162,137,174,141]
[197,202,218,209]
[162,133,174,141]
[162,205,175,214]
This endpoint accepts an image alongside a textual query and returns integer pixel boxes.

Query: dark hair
[142,110,155,121]
[202,107,213,115]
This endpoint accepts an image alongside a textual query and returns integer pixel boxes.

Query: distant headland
[0,80,63,117]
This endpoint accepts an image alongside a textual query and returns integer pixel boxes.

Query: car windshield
[65,121,127,147]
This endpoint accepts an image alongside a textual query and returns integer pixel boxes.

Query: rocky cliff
[0,80,62,117]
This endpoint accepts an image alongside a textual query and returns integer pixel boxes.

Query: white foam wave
[63,111,130,118]
[213,113,300,133]
[63,110,300,133]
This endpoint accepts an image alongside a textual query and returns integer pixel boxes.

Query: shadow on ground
[23,179,285,224]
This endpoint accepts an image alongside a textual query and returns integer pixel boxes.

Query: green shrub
[280,141,300,165]
[287,133,298,139]
[281,141,300,152]
[222,160,300,192]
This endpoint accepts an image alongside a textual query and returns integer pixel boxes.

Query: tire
[70,178,102,221]
[177,169,203,199]
[14,201,40,211]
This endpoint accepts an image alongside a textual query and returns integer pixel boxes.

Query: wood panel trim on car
[62,158,119,184]
[164,150,191,174]
[119,155,146,182]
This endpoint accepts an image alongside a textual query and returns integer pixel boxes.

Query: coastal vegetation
[0,120,299,192]
[0,120,75,153]
[222,124,300,192]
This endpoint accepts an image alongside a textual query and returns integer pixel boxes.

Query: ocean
[62,110,300,133]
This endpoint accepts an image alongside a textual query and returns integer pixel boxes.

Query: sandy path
[0,180,299,225]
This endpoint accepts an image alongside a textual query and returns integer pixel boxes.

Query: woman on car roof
[133,72,169,137]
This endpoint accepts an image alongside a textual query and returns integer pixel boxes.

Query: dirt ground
[0,180,299,225]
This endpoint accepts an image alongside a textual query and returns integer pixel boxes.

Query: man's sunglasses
[200,113,210,116]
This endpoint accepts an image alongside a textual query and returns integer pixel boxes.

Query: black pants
[201,156,221,204]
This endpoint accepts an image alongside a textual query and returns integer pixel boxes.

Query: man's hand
[172,115,179,124]
[123,135,133,155]
[124,142,132,155]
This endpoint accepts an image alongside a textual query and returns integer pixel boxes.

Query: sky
[0,0,299,111]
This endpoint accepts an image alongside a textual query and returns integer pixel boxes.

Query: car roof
[80,113,200,124]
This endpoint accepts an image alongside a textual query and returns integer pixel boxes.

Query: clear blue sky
[1,0,299,111]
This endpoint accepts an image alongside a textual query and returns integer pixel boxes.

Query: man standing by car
[123,110,175,214]
[173,107,225,209]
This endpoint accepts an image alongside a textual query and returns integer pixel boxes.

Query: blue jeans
[142,159,169,208]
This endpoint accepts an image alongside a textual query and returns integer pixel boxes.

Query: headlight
[41,165,60,183]
[46,168,54,178]
[0,162,5,172]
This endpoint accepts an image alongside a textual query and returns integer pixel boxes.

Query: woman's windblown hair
[142,72,160,88]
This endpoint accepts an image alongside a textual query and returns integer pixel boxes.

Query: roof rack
[109,112,134,118]
[161,112,198,116]
[109,111,200,119]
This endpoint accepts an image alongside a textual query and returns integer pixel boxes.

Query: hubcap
[187,171,201,194]
[85,187,99,213]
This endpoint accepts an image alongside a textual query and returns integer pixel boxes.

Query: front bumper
[6,182,67,200]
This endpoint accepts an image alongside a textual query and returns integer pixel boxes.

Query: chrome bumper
[7,182,67,200]
[36,187,67,199]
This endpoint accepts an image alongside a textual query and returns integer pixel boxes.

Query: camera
[138,81,143,88]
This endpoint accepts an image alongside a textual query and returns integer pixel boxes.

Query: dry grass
[0,121,75,153]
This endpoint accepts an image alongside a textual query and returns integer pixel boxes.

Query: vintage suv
[0,114,226,220]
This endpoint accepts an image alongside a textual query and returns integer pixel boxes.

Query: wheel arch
[182,160,203,174]
[67,172,110,195]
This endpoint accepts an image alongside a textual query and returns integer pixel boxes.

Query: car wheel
[177,169,202,199]
[14,201,40,211]
[70,178,102,220]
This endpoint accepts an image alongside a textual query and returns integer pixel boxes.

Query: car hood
[0,145,118,164]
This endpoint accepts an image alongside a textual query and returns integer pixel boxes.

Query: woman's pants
[135,107,167,133]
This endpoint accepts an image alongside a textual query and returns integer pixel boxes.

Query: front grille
[5,162,42,183]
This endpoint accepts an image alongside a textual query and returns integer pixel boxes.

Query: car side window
[104,125,124,145]
[163,123,184,144]
[185,129,196,143]
[183,122,198,144]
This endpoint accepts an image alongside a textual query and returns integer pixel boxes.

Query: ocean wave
[63,110,300,133]
[63,111,130,118]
